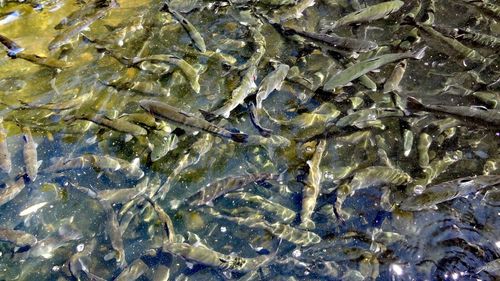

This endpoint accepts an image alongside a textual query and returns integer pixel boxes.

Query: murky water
[0,0,499,280]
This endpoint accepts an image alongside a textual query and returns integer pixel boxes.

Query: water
[0,0,499,280]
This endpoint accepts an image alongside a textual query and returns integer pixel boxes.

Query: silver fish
[115,259,149,281]
[224,192,296,223]
[0,227,37,248]
[325,0,404,29]
[188,173,278,206]
[162,5,206,53]
[406,96,500,127]
[255,63,290,109]
[140,99,248,142]
[162,241,274,272]
[22,127,40,183]
[0,117,11,173]
[400,175,500,211]
[0,176,25,207]
[101,201,127,268]
[211,65,258,118]
[300,139,327,230]
[383,59,407,93]
[324,47,426,91]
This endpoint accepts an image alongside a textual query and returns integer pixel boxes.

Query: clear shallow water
[0,0,499,280]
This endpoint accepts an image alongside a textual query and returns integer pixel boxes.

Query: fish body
[328,0,404,29]
[277,0,316,21]
[12,53,72,68]
[406,96,500,127]
[188,173,277,206]
[248,102,272,137]
[162,6,206,53]
[276,24,378,53]
[400,175,500,211]
[143,196,175,243]
[76,114,148,136]
[132,55,200,93]
[224,192,296,223]
[114,259,149,281]
[140,100,248,142]
[0,177,25,207]
[383,59,407,93]
[48,0,118,51]
[300,139,327,230]
[418,24,486,64]
[0,118,11,173]
[212,65,258,118]
[101,201,127,268]
[163,242,273,272]
[324,47,426,91]
[256,63,290,109]
[22,127,40,183]
[0,227,37,247]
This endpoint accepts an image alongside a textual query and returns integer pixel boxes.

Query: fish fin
[97,172,103,179]
[36,160,43,169]
[199,109,217,122]
[230,132,249,143]
[412,46,427,60]
[406,96,425,111]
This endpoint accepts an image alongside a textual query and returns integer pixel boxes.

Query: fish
[153,133,214,200]
[383,59,407,93]
[68,113,148,137]
[131,55,200,93]
[43,155,144,180]
[19,201,48,216]
[336,166,412,219]
[114,259,149,281]
[140,99,248,143]
[22,127,40,183]
[188,173,278,207]
[0,227,37,248]
[336,108,404,128]
[0,176,26,207]
[400,175,500,211]
[161,4,206,53]
[417,23,486,65]
[300,139,327,230]
[208,208,321,247]
[276,0,316,21]
[101,201,127,268]
[255,63,290,109]
[224,192,296,224]
[325,0,404,29]
[406,96,500,127]
[97,177,149,204]
[248,102,272,137]
[162,241,275,273]
[210,65,258,118]
[323,47,426,91]
[0,118,11,174]
[143,196,175,243]
[48,0,119,51]
[236,24,266,71]
[9,52,72,68]
[417,133,432,168]
[272,22,378,53]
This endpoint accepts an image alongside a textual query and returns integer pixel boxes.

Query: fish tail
[412,46,427,60]
[230,132,249,143]
[406,96,425,111]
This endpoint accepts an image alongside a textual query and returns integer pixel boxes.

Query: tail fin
[230,132,249,143]
[406,96,425,111]
[412,46,427,60]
